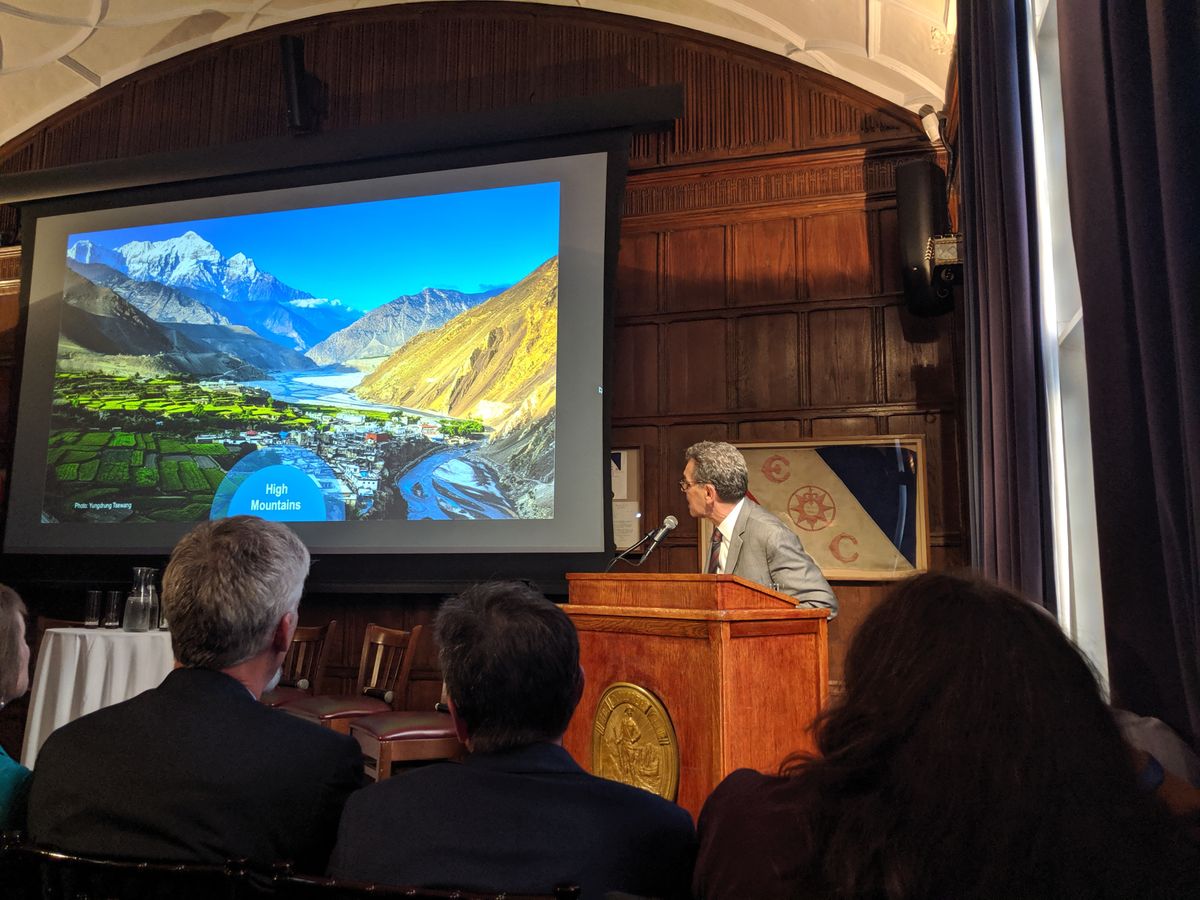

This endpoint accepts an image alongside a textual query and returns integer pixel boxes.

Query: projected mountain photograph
[43,182,560,525]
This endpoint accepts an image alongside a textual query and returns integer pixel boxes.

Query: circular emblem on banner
[761,454,791,484]
[788,484,836,531]
[592,682,679,801]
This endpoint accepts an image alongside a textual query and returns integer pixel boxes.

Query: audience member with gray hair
[29,516,363,872]
[682,441,836,614]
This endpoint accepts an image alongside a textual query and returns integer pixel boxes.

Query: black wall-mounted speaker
[896,159,954,317]
[280,35,315,134]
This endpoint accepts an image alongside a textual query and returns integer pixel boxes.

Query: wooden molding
[623,148,927,219]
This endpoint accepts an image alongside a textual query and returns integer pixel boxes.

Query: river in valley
[396,448,516,519]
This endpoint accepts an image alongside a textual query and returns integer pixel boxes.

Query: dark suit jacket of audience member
[329,742,696,900]
[28,667,364,872]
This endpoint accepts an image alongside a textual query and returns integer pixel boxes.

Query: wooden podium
[561,572,829,819]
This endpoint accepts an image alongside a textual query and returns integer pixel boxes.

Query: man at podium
[682,441,837,616]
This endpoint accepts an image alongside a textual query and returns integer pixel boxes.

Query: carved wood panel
[663,319,729,414]
[42,90,132,169]
[803,88,916,149]
[615,231,659,317]
[663,225,726,312]
[804,210,875,300]
[734,313,800,410]
[416,13,537,116]
[877,206,903,295]
[807,308,877,406]
[215,42,295,144]
[730,218,798,307]
[882,305,959,404]
[669,40,794,163]
[611,323,659,418]
[307,17,424,130]
[0,246,19,359]
[810,416,880,438]
[127,57,225,157]
[736,419,803,442]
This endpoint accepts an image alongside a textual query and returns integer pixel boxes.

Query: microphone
[635,515,678,564]
[646,515,677,548]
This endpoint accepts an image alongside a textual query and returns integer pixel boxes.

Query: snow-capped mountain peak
[63,229,360,351]
[224,251,259,280]
[117,230,223,291]
[67,239,127,273]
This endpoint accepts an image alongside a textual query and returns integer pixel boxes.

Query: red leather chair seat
[350,709,463,780]
[260,685,309,708]
[352,709,458,741]
[285,695,390,731]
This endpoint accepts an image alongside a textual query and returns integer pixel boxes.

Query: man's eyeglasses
[679,478,703,492]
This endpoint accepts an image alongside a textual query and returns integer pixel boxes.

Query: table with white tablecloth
[21,628,174,768]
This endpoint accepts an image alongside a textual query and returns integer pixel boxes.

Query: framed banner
[698,436,929,580]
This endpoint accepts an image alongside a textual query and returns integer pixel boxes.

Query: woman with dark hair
[0,583,32,829]
[693,572,1200,899]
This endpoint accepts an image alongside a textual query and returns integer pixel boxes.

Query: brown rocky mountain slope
[355,257,557,437]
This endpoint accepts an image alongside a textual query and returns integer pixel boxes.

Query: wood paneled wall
[0,3,966,725]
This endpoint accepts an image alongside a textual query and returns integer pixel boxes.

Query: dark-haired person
[682,441,836,615]
[28,516,363,872]
[0,584,32,830]
[693,572,1200,899]
[329,581,696,900]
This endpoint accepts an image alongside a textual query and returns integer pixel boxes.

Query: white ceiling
[0,0,957,150]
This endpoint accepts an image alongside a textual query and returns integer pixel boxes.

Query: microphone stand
[604,529,655,572]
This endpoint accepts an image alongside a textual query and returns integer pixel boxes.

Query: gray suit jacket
[724,499,837,615]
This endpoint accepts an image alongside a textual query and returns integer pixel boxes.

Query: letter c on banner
[829,532,859,564]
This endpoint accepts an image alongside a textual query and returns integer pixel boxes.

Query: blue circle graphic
[227,465,327,522]
[210,447,346,522]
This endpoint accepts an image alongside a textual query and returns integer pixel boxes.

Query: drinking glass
[102,590,122,628]
[84,590,101,628]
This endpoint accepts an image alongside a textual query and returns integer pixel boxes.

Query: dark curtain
[957,1,1056,607]
[1058,0,1200,745]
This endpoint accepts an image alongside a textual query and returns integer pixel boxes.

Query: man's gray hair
[163,516,309,670]
[685,441,748,503]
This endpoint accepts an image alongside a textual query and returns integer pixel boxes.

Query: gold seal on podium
[591,682,679,801]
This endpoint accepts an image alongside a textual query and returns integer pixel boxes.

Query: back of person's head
[163,515,309,670]
[783,571,1198,898]
[684,441,748,503]
[0,584,28,703]
[436,581,581,753]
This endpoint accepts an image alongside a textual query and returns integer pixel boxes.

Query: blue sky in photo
[69,181,561,309]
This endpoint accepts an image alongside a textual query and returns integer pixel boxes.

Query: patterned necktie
[707,528,723,574]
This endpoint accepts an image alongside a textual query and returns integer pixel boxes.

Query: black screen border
[3,128,635,587]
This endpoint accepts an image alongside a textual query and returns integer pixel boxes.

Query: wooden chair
[283,624,422,734]
[0,834,249,900]
[350,708,464,781]
[271,863,581,899]
[261,620,336,708]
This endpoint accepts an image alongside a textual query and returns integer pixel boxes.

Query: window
[1028,0,1108,687]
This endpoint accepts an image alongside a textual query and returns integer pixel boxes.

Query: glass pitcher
[122,566,158,633]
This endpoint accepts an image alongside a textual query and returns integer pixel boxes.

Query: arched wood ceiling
[0,0,956,149]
